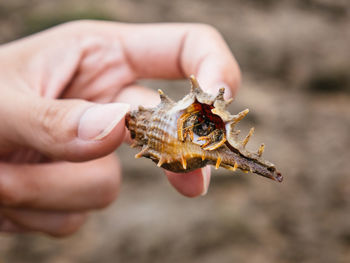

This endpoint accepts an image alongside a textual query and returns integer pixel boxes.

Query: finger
[0,209,87,237]
[7,21,240,97]
[97,22,241,97]
[0,93,129,161]
[0,154,121,210]
[166,166,211,197]
[114,84,160,109]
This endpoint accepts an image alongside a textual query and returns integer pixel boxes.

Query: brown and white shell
[125,75,283,182]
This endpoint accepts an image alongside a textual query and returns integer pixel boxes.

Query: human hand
[0,21,240,236]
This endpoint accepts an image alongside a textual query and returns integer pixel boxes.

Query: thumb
[0,95,130,161]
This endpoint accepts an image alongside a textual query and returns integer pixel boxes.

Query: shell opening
[177,101,226,150]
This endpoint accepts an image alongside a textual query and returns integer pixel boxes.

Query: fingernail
[78,103,130,140]
[200,166,211,196]
[209,83,233,99]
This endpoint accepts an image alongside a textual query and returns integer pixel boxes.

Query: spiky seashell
[125,75,283,182]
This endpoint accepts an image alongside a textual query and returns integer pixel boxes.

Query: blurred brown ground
[0,0,349,262]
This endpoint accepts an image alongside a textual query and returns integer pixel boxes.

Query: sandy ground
[0,0,349,262]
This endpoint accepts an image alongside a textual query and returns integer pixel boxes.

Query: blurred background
[0,0,349,262]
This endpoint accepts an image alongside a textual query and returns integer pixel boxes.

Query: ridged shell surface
[126,76,282,182]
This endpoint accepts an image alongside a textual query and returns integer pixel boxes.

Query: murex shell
[125,75,283,182]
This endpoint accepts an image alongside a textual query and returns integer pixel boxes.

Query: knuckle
[95,173,120,209]
[60,20,94,30]
[191,23,222,37]
[0,187,20,207]
[51,214,86,237]
[60,20,102,33]
[36,102,67,143]
[33,100,82,147]
[0,170,21,207]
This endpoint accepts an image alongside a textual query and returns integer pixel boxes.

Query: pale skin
[0,21,240,236]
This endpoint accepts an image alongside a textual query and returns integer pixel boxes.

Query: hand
[0,21,240,236]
